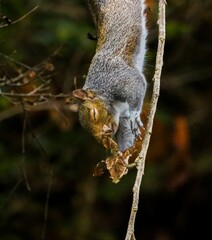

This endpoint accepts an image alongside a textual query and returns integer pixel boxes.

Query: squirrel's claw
[130,116,143,137]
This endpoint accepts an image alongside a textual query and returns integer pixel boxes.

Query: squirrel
[70,0,147,153]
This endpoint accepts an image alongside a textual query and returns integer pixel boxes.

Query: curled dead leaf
[105,154,128,183]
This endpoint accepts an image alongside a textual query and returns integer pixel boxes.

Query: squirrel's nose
[102,124,112,135]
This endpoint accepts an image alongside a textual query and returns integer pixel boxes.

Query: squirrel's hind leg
[130,111,143,137]
[115,117,135,152]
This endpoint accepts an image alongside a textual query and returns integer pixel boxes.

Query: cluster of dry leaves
[93,124,145,183]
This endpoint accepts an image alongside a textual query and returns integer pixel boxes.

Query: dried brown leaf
[105,154,128,183]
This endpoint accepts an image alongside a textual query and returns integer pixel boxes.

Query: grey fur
[84,0,147,151]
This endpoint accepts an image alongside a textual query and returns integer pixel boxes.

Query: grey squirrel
[70,0,147,153]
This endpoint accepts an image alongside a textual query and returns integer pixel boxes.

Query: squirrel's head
[69,89,118,143]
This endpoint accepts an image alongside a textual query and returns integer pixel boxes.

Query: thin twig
[0,6,39,28]
[0,53,55,87]
[0,92,71,99]
[0,101,66,122]
[42,167,53,239]
[0,53,32,69]
[21,103,32,191]
[0,178,23,210]
[125,1,166,239]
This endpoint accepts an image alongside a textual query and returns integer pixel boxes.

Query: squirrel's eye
[90,108,99,121]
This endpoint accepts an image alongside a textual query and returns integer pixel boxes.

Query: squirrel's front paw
[130,116,143,137]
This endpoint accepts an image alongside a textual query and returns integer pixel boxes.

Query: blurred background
[0,0,211,239]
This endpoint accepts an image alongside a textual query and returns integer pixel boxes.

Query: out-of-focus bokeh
[0,0,211,239]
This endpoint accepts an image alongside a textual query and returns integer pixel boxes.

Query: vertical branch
[125,1,167,239]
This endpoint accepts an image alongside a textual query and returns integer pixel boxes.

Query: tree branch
[125,1,167,239]
[0,6,39,28]
[0,53,71,106]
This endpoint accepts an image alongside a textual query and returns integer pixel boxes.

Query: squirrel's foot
[130,115,143,137]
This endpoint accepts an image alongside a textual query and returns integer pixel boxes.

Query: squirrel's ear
[69,103,79,112]
[73,89,95,101]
